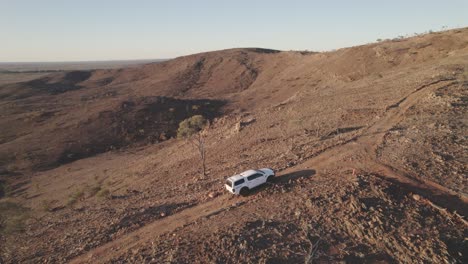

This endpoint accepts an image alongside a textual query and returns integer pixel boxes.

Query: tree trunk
[194,133,207,177]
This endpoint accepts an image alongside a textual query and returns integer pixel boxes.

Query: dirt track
[70,195,236,263]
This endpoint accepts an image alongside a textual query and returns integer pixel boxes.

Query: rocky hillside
[0,28,467,263]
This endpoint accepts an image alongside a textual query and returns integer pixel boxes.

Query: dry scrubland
[0,28,467,263]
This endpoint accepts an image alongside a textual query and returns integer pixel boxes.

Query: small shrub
[41,200,53,212]
[0,201,30,235]
[0,180,13,198]
[66,197,76,207]
[96,188,110,199]
[66,189,84,207]
[87,185,102,197]
[0,181,5,198]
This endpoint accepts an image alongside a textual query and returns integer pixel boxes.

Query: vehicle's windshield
[225,180,232,187]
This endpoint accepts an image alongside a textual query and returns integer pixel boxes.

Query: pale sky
[1,0,467,62]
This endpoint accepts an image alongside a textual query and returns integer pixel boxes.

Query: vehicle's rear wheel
[239,187,249,196]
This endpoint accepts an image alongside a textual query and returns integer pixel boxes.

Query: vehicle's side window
[247,174,262,181]
[234,179,245,186]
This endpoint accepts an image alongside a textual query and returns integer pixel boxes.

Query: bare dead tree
[300,221,322,264]
[192,131,207,177]
[304,236,321,264]
[177,115,208,177]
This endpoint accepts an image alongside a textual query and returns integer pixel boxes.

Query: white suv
[225,168,275,195]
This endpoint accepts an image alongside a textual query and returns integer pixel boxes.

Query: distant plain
[0,59,166,85]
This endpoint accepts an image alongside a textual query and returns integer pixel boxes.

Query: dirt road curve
[71,79,467,263]
[70,195,241,263]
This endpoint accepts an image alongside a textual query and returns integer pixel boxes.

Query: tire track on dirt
[366,79,467,213]
[354,79,468,217]
[362,160,468,217]
[297,78,467,216]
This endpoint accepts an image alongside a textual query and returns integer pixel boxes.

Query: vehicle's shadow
[275,169,316,183]
[245,169,316,196]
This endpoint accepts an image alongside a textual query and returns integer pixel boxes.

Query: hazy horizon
[0,58,167,64]
[2,0,467,62]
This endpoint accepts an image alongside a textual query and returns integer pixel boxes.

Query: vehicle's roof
[227,174,243,181]
[240,169,259,177]
[227,169,261,181]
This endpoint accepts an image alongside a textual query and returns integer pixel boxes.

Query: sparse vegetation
[0,201,30,235]
[66,189,85,207]
[0,181,6,198]
[41,199,54,212]
[177,115,208,177]
[83,176,109,198]
[96,188,110,199]
[87,185,102,197]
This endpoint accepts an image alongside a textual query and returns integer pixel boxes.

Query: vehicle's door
[247,173,264,188]
[259,171,268,184]
[233,179,245,193]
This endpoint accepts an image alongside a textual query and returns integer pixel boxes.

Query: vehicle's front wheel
[267,175,275,183]
[239,187,249,196]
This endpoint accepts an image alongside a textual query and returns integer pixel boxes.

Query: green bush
[177,115,207,138]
